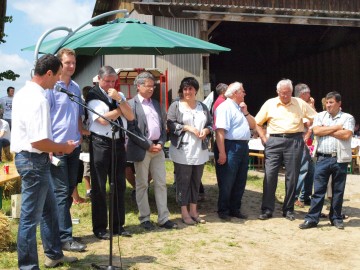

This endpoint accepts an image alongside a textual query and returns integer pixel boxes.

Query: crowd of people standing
[9,50,356,269]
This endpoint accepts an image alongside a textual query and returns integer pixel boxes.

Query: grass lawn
[0,160,284,269]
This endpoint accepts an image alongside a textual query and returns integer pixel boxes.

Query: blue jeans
[16,151,63,270]
[215,140,249,215]
[295,146,314,202]
[50,146,81,242]
[305,156,348,224]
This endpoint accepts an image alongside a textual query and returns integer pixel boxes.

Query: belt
[317,153,337,158]
[269,132,302,138]
[91,132,124,143]
[225,139,249,143]
[19,151,48,157]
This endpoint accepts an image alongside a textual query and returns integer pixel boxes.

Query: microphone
[54,85,76,97]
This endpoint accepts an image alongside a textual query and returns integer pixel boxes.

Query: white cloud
[0,50,33,96]
[13,0,95,35]
[0,0,96,97]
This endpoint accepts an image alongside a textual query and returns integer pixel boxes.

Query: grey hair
[98,66,117,79]
[225,82,242,98]
[276,79,293,93]
[294,83,310,97]
[134,72,155,86]
[215,83,228,95]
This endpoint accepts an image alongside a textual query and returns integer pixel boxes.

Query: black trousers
[90,134,126,235]
[261,135,303,214]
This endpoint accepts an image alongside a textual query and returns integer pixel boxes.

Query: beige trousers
[134,150,170,225]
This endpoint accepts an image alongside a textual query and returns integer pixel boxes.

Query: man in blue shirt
[46,48,85,252]
[214,82,256,220]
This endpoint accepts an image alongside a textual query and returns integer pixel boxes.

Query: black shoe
[159,220,178,229]
[218,213,231,221]
[62,240,86,252]
[258,212,272,220]
[118,227,132,237]
[141,221,155,231]
[299,220,317,229]
[331,220,344,230]
[230,212,248,219]
[304,199,311,206]
[283,211,295,221]
[95,231,110,240]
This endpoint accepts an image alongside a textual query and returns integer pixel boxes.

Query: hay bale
[0,212,12,251]
[1,146,13,162]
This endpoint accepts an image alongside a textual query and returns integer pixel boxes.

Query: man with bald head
[214,82,256,221]
[255,79,317,221]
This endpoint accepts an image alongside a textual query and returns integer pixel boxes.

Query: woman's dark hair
[178,77,199,98]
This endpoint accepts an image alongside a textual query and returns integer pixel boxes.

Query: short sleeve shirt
[255,97,317,134]
[314,110,355,154]
[11,81,53,153]
[215,98,251,140]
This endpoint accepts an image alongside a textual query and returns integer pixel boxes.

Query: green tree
[0,15,20,81]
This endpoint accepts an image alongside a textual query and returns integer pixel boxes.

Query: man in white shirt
[11,54,78,269]
[0,86,14,129]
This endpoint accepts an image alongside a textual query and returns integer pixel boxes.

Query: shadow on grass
[73,254,157,270]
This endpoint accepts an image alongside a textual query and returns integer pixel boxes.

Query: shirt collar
[330,109,342,120]
[99,86,112,103]
[228,98,241,110]
[138,94,151,104]
[276,96,294,107]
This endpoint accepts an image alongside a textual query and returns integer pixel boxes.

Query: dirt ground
[66,170,360,270]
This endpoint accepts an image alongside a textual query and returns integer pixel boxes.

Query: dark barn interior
[209,21,360,120]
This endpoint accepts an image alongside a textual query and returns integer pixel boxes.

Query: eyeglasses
[278,91,292,97]
[142,84,156,89]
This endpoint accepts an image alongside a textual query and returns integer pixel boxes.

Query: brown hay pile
[0,212,12,251]
[1,146,13,162]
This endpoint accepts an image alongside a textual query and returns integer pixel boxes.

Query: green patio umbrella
[22,18,230,56]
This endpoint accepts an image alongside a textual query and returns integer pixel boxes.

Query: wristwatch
[118,98,126,104]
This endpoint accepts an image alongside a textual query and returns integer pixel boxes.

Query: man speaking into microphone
[45,48,86,252]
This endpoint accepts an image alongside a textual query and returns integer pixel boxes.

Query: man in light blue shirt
[214,82,256,220]
[46,48,85,252]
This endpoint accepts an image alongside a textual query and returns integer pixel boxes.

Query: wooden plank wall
[277,42,360,115]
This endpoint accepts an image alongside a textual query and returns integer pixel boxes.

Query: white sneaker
[44,255,78,268]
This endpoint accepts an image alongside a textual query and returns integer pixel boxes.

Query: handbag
[337,139,352,163]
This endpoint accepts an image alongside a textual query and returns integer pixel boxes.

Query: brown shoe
[294,200,304,208]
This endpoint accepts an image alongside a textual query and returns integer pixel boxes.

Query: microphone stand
[64,92,143,270]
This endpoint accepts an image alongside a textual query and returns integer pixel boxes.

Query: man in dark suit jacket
[127,72,177,231]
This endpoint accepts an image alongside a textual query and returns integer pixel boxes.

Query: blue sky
[0,0,96,96]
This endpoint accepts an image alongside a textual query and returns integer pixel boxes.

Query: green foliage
[0,15,20,82]
[0,16,12,44]
[0,70,20,81]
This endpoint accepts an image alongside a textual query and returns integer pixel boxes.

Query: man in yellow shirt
[255,79,317,221]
